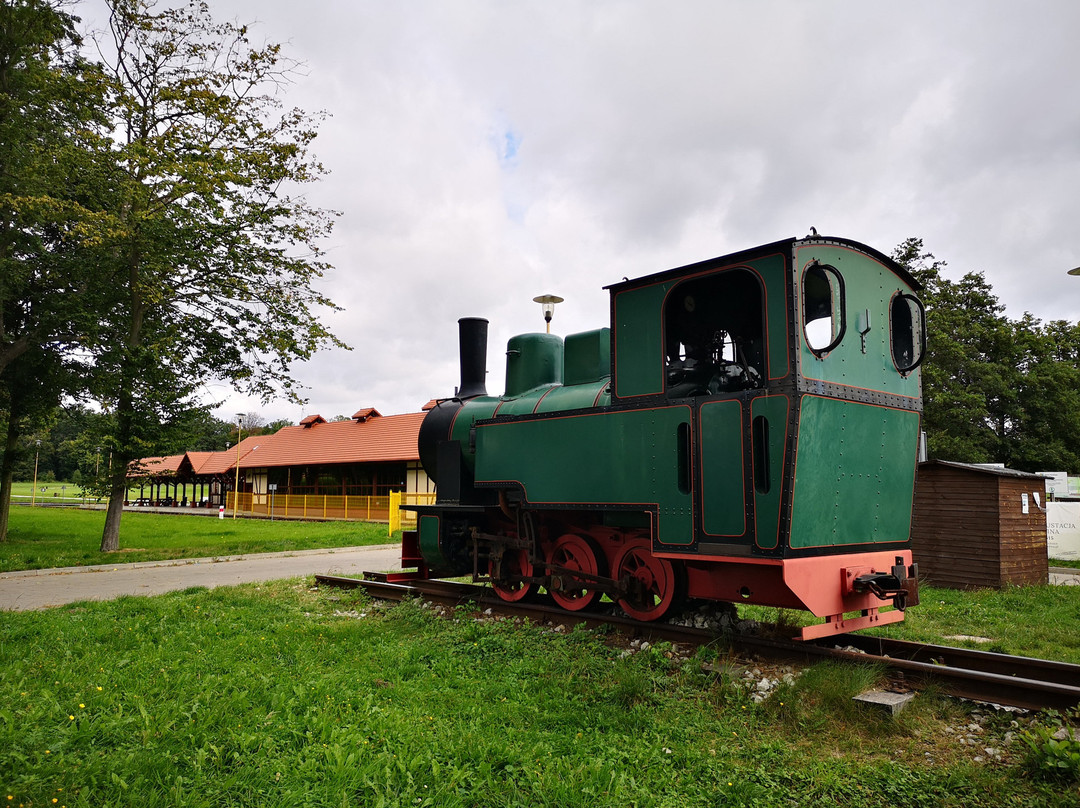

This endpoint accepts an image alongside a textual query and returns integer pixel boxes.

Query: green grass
[2,582,1076,807]
[5,481,140,506]
[743,580,1080,666]
[876,584,1080,663]
[0,507,393,572]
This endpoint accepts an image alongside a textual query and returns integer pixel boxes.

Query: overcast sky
[81,0,1080,426]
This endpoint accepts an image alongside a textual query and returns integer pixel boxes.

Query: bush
[1021,712,1080,782]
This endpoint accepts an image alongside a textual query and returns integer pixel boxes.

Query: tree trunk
[100,480,126,552]
[0,416,19,542]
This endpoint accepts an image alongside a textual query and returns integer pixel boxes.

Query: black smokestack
[457,317,488,399]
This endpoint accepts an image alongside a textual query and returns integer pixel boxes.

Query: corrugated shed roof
[920,460,1048,481]
[238,411,424,469]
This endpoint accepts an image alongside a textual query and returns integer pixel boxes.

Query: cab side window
[664,269,765,397]
[890,292,925,374]
[803,262,845,355]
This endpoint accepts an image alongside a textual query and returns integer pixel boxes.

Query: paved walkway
[1050,566,1080,586]
[0,544,404,611]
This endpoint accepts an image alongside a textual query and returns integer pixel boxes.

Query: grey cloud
[77,0,1080,422]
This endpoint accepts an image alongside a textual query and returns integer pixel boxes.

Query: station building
[128,405,433,521]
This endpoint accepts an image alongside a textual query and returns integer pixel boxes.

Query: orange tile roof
[184,451,217,474]
[196,436,264,475]
[238,411,424,469]
[134,455,185,475]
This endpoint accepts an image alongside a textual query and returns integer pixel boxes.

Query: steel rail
[314,574,1080,711]
[824,634,1080,688]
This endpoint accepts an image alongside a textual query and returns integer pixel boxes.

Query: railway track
[314,573,1080,712]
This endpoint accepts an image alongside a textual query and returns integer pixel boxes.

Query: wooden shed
[910,460,1049,589]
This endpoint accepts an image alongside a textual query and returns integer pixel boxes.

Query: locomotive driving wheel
[547,533,605,612]
[489,546,534,602]
[613,540,684,621]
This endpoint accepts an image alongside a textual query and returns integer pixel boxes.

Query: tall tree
[1006,316,1080,473]
[0,0,110,540]
[893,238,1080,473]
[90,0,344,551]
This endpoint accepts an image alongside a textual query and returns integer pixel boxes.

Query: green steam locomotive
[403,234,924,640]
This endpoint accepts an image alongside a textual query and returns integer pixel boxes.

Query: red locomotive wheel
[613,540,683,621]
[547,533,604,612]
[489,547,534,602]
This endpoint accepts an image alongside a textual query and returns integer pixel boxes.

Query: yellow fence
[224,491,436,528]
[388,491,437,536]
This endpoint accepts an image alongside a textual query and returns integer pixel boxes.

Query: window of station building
[890,291,926,375]
[664,269,765,397]
[802,262,845,356]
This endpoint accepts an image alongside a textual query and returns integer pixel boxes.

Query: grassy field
[0,506,393,572]
[739,582,1080,666]
[1,581,1077,807]
[2,508,1078,804]
[5,481,139,506]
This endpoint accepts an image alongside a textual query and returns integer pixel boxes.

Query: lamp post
[31,440,41,506]
[232,414,243,519]
[532,294,564,334]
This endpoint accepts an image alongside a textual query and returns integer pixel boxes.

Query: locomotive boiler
[401,234,924,640]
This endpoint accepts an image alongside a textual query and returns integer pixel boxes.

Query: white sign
[1047,501,1080,561]
[1040,471,1069,497]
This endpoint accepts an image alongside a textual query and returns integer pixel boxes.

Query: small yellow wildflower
[68,715,74,721]
[78,704,85,709]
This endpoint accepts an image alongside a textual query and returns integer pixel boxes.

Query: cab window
[803,262,845,355]
[890,292,925,374]
[664,269,765,397]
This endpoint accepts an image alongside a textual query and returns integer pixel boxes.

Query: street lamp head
[533,294,564,323]
[1068,266,1080,277]
[532,294,564,333]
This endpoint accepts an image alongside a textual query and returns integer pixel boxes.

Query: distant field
[5,480,128,505]
[0,506,393,572]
